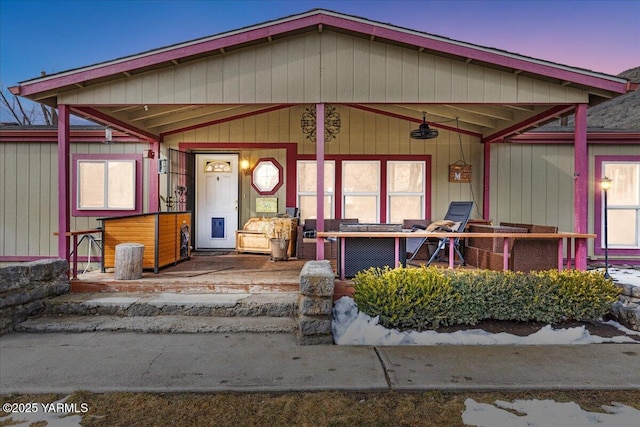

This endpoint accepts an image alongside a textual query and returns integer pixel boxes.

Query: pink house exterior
[3,9,638,268]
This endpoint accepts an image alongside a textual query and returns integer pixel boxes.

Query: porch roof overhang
[8,9,637,144]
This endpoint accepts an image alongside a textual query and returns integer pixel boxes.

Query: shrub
[351,266,620,330]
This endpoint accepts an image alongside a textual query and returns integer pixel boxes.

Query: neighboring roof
[0,123,143,142]
[538,66,640,131]
[10,9,634,99]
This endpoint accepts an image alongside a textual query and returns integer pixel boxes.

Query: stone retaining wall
[297,260,335,345]
[611,282,640,332]
[0,259,70,335]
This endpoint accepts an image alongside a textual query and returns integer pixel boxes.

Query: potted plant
[265,218,291,261]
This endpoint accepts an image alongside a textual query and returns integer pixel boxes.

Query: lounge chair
[406,201,474,266]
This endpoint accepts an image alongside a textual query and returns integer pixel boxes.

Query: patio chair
[406,201,474,266]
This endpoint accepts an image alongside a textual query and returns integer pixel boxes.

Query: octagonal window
[251,158,283,195]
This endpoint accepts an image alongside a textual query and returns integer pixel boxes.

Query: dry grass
[2,390,639,427]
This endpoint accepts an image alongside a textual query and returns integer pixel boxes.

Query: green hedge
[352,266,620,330]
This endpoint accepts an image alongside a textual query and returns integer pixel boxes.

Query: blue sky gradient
[1,0,638,121]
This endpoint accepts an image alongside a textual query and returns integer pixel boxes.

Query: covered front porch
[8,9,636,274]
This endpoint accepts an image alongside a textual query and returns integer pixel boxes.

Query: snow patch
[463,398,640,427]
[332,297,637,345]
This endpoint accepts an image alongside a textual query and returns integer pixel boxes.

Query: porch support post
[316,103,325,260]
[148,140,160,212]
[57,105,71,262]
[482,141,491,220]
[574,103,588,270]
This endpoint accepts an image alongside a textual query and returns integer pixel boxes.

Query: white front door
[195,154,239,249]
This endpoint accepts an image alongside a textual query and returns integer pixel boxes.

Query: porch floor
[72,251,470,295]
[73,251,308,293]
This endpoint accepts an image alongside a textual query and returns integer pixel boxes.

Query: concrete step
[70,280,300,294]
[15,315,297,334]
[40,292,298,318]
[16,292,299,334]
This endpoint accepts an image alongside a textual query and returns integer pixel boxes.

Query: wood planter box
[100,212,191,273]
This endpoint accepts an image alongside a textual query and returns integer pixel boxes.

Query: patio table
[317,231,596,280]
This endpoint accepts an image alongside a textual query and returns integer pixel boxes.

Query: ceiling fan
[410,112,439,140]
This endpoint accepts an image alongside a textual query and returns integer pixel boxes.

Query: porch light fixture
[600,176,612,279]
[300,104,341,143]
[410,112,439,140]
[103,127,113,144]
[240,158,251,175]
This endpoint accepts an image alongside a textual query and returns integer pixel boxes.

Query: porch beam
[483,141,491,220]
[141,104,258,128]
[316,103,325,260]
[72,106,158,142]
[574,103,588,270]
[160,104,290,138]
[148,140,160,213]
[344,104,483,138]
[483,105,575,144]
[57,105,71,262]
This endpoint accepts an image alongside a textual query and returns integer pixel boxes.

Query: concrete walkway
[1,332,639,394]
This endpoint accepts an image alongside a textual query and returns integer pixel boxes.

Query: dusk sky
[0,0,638,121]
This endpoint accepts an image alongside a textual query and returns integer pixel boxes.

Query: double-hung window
[601,160,640,249]
[297,161,335,221]
[387,161,425,223]
[343,161,380,223]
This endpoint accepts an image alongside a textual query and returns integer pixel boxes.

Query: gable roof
[10,8,634,100]
[8,9,637,143]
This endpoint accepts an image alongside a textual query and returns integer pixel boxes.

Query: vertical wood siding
[491,143,575,231]
[58,32,588,106]
[0,142,148,257]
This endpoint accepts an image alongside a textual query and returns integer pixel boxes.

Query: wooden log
[114,243,144,280]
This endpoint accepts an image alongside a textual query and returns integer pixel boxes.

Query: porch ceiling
[71,101,558,143]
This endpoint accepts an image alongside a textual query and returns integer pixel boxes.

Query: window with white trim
[343,161,380,223]
[76,159,136,211]
[602,161,640,248]
[387,161,425,223]
[297,161,335,221]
